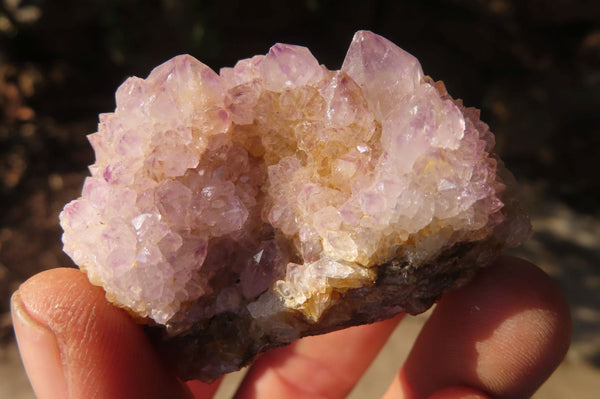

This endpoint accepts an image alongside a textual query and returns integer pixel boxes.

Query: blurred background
[1,0,599,397]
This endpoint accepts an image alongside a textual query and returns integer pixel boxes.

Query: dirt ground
[1,1,599,397]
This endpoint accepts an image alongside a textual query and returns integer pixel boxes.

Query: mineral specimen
[59,31,530,381]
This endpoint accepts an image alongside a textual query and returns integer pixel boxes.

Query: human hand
[11,256,570,399]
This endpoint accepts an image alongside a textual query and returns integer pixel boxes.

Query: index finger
[235,314,403,399]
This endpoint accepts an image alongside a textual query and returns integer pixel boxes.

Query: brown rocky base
[147,232,507,382]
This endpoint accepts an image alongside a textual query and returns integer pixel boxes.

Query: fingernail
[11,291,68,399]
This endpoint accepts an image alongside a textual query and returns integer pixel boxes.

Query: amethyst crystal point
[60,31,530,381]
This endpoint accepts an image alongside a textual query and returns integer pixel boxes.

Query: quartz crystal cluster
[60,31,530,381]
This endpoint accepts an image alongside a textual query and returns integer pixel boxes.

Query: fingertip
[11,290,68,399]
[13,268,192,399]
[16,268,107,331]
[472,257,572,379]
[471,257,572,396]
[12,268,95,399]
[396,256,571,398]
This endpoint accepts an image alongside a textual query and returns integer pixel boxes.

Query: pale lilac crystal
[259,43,325,91]
[60,30,529,364]
[342,30,424,119]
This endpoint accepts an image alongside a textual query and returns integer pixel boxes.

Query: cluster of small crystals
[59,56,253,324]
[60,31,506,325]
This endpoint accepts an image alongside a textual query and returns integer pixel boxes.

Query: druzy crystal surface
[60,31,529,381]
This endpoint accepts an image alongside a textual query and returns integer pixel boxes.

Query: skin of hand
[11,256,571,399]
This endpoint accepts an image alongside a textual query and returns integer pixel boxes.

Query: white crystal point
[143,54,226,117]
[260,43,325,91]
[342,30,424,119]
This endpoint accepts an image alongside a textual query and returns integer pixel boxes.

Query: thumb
[11,268,193,399]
